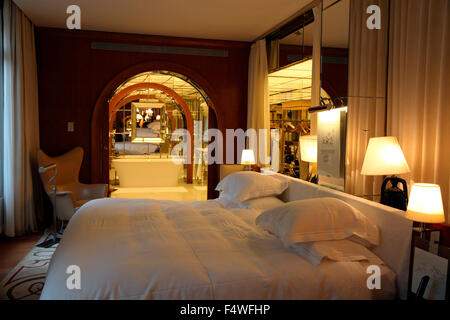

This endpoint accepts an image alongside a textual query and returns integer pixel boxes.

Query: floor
[0,233,42,282]
[110,183,208,201]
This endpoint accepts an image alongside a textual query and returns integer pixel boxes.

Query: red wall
[36,28,250,197]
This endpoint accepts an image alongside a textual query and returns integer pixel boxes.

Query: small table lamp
[361,136,410,210]
[241,149,256,171]
[406,183,445,238]
[300,135,318,183]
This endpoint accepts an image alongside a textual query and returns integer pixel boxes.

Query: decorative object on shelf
[37,163,60,248]
[299,135,318,183]
[405,183,445,238]
[241,149,256,171]
[361,136,410,210]
[270,104,310,179]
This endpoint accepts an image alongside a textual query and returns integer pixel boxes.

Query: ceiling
[115,71,208,110]
[280,0,349,48]
[14,0,312,41]
[269,59,312,104]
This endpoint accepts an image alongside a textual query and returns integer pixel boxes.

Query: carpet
[0,232,58,300]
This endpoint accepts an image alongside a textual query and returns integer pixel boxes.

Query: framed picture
[411,247,448,300]
[317,108,347,190]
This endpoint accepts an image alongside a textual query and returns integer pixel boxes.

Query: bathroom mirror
[131,102,165,144]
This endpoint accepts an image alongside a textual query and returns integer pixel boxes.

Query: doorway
[108,70,210,201]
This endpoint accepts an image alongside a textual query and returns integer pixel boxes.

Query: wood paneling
[36,28,250,197]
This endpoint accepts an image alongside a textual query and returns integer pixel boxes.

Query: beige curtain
[2,0,42,236]
[268,39,279,71]
[247,39,270,166]
[387,0,450,221]
[345,0,389,197]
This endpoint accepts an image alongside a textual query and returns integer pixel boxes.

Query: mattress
[40,198,396,300]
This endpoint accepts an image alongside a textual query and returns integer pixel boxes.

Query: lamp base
[380,176,408,210]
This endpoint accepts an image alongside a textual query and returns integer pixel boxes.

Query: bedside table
[407,231,449,300]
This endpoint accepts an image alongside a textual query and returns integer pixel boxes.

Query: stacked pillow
[215,172,384,267]
[215,171,288,210]
[255,197,383,266]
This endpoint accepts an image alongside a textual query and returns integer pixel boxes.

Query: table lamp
[361,136,410,210]
[300,135,318,183]
[241,149,256,171]
[405,183,445,238]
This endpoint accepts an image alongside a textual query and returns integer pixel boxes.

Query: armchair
[39,147,108,222]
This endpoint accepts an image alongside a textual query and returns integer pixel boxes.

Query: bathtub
[112,157,183,187]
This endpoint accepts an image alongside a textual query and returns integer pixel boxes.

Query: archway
[109,83,195,183]
[91,62,220,199]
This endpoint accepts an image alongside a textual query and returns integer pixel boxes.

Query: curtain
[387,0,450,221]
[268,39,279,71]
[247,39,270,166]
[2,0,42,236]
[345,0,389,197]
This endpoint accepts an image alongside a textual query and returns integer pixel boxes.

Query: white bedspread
[40,198,396,300]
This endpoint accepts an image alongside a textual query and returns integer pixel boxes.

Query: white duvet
[40,198,396,300]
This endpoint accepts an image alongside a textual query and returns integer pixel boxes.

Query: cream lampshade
[300,135,317,163]
[241,149,256,165]
[406,183,445,224]
[361,136,410,210]
[361,136,410,175]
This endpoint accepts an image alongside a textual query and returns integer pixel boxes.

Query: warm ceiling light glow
[361,136,410,176]
[406,183,445,223]
[241,149,256,165]
[300,135,317,163]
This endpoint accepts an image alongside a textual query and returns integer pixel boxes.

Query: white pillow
[255,197,380,247]
[291,239,384,267]
[237,196,285,212]
[215,171,288,203]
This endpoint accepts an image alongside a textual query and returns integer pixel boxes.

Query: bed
[40,172,412,300]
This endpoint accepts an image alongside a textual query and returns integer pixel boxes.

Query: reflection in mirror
[317,0,350,191]
[272,9,315,70]
[109,70,210,188]
[131,102,164,144]
[268,8,330,182]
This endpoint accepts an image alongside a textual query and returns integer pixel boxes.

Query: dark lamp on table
[361,136,410,210]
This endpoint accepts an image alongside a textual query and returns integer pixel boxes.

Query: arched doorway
[92,67,216,199]
[91,62,220,199]
[109,81,196,184]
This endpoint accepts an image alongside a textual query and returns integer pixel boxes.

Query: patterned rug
[0,232,58,300]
